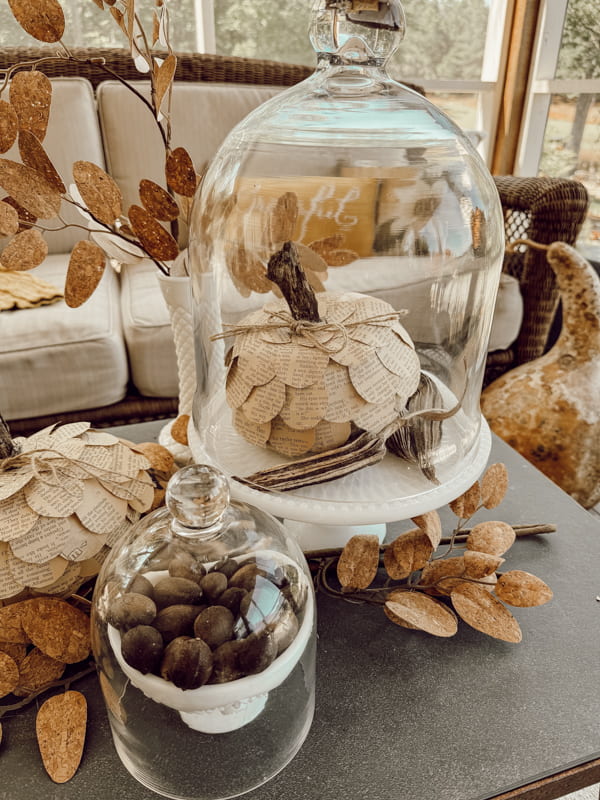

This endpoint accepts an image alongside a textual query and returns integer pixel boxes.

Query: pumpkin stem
[267,241,321,322]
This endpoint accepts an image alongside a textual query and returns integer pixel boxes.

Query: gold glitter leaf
[0,100,18,153]
[0,228,47,271]
[385,591,458,637]
[480,462,509,509]
[73,160,122,225]
[9,70,52,141]
[463,550,504,579]
[22,597,90,663]
[36,691,87,783]
[139,178,180,221]
[8,0,65,42]
[495,570,553,607]
[411,510,442,548]
[128,204,179,260]
[337,534,380,590]
[465,520,516,556]
[0,651,20,697]
[154,53,177,112]
[383,528,433,580]
[12,646,65,696]
[419,556,466,596]
[165,147,197,197]
[64,240,106,308]
[448,480,482,519]
[0,158,61,219]
[451,582,522,643]
[18,129,66,193]
[0,199,19,236]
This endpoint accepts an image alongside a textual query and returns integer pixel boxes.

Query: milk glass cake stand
[188,408,491,551]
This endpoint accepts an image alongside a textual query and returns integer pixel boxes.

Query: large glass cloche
[187,0,504,535]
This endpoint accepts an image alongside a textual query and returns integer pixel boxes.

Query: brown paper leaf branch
[0,0,200,306]
[313,462,554,643]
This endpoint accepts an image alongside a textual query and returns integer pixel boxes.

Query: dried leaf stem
[305,523,556,560]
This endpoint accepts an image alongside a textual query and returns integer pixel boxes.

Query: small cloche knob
[309,0,405,65]
[166,464,230,532]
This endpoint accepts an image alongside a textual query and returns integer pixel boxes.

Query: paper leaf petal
[411,509,442,548]
[8,0,65,42]
[9,70,52,141]
[337,534,380,589]
[451,582,522,642]
[383,528,433,580]
[0,227,47,270]
[0,100,18,153]
[448,480,481,518]
[465,520,516,556]
[0,158,61,218]
[128,203,179,260]
[64,239,106,307]
[72,160,123,225]
[36,691,87,783]
[139,178,179,221]
[480,462,509,509]
[165,147,197,197]
[154,53,177,112]
[384,591,458,637]
[23,597,91,663]
[495,570,553,607]
[18,129,66,193]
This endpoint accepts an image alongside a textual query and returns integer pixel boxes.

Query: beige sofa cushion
[119,260,178,397]
[0,256,128,420]
[1,78,105,256]
[97,81,283,217]
[98,81,283,398]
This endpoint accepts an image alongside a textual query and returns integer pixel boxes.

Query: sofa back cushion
[1,78,105,256]
[97,81,283,231]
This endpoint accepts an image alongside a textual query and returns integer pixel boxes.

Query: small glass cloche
[187,0,504,532]
[91,464,316,800]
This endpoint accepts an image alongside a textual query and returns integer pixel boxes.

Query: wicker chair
[0,48,589,434]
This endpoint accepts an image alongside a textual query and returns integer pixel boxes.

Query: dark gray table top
[1,429,599,800]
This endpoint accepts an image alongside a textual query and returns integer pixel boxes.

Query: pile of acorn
[107,551,305,690]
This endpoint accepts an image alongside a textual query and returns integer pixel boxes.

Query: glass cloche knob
[310,0,406,64]
[165,464,230,532]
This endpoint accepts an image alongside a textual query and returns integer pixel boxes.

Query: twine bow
[211,309,408,355]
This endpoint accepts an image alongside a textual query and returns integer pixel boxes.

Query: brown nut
[153,577,203,609]
[218,587,247,616]
[237,630,278,676]
[228,563,268,593]
[128,574,155,600]
[200,572,228,603]
[210,558,239,579]
[107,593,157,631]
[160,636,213,689]
[209,640,245,684]
[153,604,205,643]
[121,625,163,675]
[239,576,285,633]
[193,606,234,649]
[168,551,206,584]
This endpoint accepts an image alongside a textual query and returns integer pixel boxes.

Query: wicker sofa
[0,48,589,436]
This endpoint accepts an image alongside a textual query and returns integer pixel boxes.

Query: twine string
[0,446,149,499]
[211,309,408,355]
